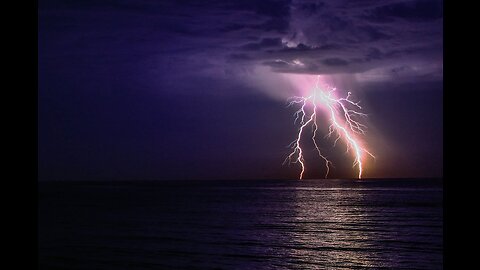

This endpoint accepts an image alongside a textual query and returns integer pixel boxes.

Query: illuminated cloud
[40,0,443,83]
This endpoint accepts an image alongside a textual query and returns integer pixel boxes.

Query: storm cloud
[40,0,443,82]
[38,0,443,180]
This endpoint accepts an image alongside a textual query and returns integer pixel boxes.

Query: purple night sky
[38,0,443,180]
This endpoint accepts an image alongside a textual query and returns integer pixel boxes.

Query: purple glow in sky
[38,0,443,180]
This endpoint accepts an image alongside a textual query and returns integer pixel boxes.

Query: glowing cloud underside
[283,76,374,179]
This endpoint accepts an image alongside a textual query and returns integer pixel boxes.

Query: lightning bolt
[283,76,375,179]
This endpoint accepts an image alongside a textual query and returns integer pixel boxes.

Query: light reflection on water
[39,179,443,269]
[288,186,376,268]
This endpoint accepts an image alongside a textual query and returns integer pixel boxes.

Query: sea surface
[39,178,443,269]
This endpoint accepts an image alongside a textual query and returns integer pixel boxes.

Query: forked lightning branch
[283,76,375,179]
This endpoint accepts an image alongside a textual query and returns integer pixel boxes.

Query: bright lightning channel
[283,76,374,179]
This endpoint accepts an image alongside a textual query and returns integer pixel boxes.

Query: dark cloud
[262,60,290,68]
[365,47,383,61]
[241,38,283,51]
[297,1,326,15]
[225,0,291,18]
[366,0,443,22]
[261,0,442,78]
[284,43,315,51]
[40,0,442,81]
[227,53,251,61]
[322,58,349,66]
[220,23,254,33]
[356,26,392,42]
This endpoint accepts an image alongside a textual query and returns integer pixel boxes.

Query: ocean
[39,178,443,269]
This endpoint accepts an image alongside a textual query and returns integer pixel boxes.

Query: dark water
[39,179,443,269]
